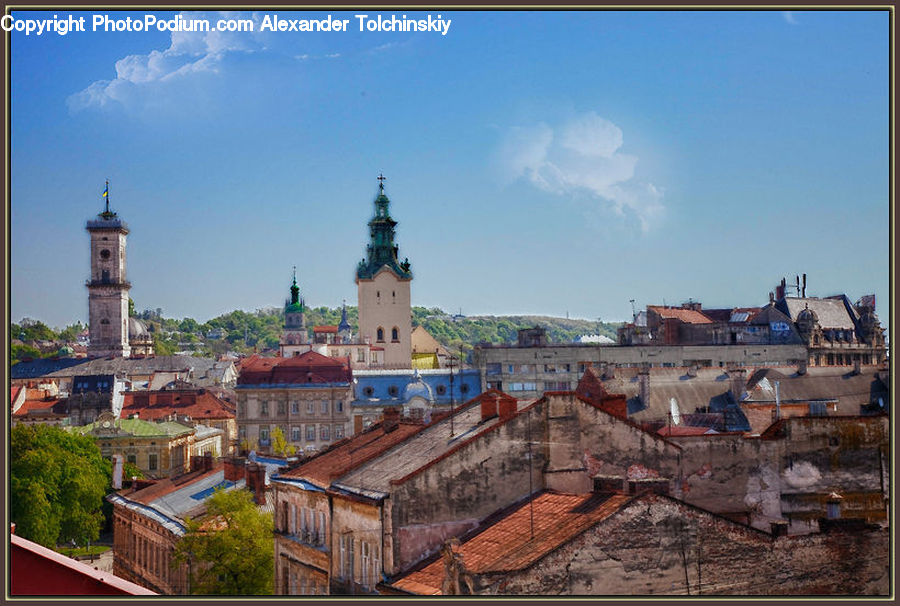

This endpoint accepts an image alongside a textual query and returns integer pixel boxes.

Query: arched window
[376,327,384,342]
[391,327,399,342]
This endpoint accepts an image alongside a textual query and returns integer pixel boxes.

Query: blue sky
[9,9,890,329]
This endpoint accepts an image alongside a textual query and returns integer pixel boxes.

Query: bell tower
[280,267,308,356]
[86,181,131,358]
[356,174,412,368]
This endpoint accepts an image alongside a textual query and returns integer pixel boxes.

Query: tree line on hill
[11,305,621,364]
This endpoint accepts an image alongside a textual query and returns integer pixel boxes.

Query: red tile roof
[392,491,633,594]
[120,389,235,421]
[237,351,352,385]
[282,421,426,487]
[648,306,713,324]
[313,325,339,333]
[12,397,64,417]
[10,386,23,404]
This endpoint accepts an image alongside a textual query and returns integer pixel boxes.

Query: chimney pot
[498,397,517,421]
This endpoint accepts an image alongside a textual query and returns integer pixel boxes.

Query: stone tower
[356,175,412,368]
[86,182,131,358]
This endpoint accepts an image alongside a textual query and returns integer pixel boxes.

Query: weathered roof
[73,417,194,438]
[12,397,65,417]
[391,491,633,594]
[30,355,226,385]
[121,389,235,421]
[744,366,888,409]
[336,395,529,495]
[280,421,426,488]
[9,357,87,380]
[647,306,713,324]
[780,297,856,330]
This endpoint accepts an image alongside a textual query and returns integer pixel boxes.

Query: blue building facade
[351,368,482,431]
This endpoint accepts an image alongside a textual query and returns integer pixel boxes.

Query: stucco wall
[477,495,888,595]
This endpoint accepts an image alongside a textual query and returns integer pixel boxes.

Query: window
[306,425,316,441]
[148,454,158,470]
[460,384,469,394]
[318,512,326,545]
[321,400,329,414]
[277,401,286,415]
[388,385,399,397]
[376,327,385,342]
[320,425,331,441]
[260,401,269,416]
[334,425,344,440]
[100,249,110,259]
[545,380,569,391]
[435,384,447,396]
[357,349,366,363]
[127,454,136,465]
[509,382,536,392]
[486,363,501,375]
[239,426,246,440]
[361,541,371,587]
[391,327,399,342]
[336,400,344,413]
[238,403,246,417]
[260,427,270,443]
[292,426,302,441]
[291,401,299,414]
[363,386,374,397]
[307,400,314,414]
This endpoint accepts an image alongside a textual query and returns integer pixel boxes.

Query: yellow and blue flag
[102,182,109,198]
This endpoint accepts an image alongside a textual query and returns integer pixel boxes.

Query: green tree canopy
[174,489,274,595]
[10,425,111,548]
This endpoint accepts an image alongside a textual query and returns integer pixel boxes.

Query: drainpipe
[774,381,781,421]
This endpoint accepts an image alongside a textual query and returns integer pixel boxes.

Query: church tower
[280,267,308,356]
[86,182,131,358]
[356,175,412,368]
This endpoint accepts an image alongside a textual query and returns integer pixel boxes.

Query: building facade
[86,186,131,358]
[356,177,413,369]
[235,351,353,455]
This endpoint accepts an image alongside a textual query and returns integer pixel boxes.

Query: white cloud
[496,112,664,233]
[68,11,265,112]
[782,11,798,25]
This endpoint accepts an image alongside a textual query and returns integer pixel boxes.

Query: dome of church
[58,345,75,357]
[403,371,433,403]
[797,306,818,325]
[129,318,152,341]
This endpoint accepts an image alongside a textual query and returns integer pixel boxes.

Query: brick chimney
[203,451,214,472]
[728,367,746,403]
[498,397,517,421]
[224,457,245,482]
[593,476,624,493]
[383,407,400,433]
[638,368,650,408]
[627,478,670,496]
[246,462,266,505]
[481,394,498,422]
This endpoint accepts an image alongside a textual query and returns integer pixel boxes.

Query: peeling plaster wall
[389,402,548,573]
[549,393,683,493]
[476,496,888,596]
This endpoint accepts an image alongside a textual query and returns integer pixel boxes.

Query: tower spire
[290,266,300,306]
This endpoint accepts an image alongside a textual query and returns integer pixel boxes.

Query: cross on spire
[377,172,386,192]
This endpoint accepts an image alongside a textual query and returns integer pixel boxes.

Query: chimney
[498,397,517,421]
[593,476,624,493]
[769,291,775,304]
[686,364,698,378]
[246,462,266,505]
[112,454,124,490]
[203,451,214,472]
[627,478,670,496]
[480,394,498,422]
[190,455,203,473]
[728,367,746,403]
[638,368,650,407]
[770,521,788,537]
[797,358,808,376]
[602,363,615,380]
[853,358,861,375]
[224,457,245,482]
[383,407,400,433]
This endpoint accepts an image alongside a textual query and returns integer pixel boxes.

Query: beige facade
[236,386,352,455]
[357,267,411,369]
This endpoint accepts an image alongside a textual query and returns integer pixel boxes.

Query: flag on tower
[102,182,109,198]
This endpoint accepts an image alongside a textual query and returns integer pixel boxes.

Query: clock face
[102,421,111,428]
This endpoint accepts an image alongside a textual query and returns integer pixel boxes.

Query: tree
[174,489,274,595]
[9,425,111,548]
[270,426,295,457]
